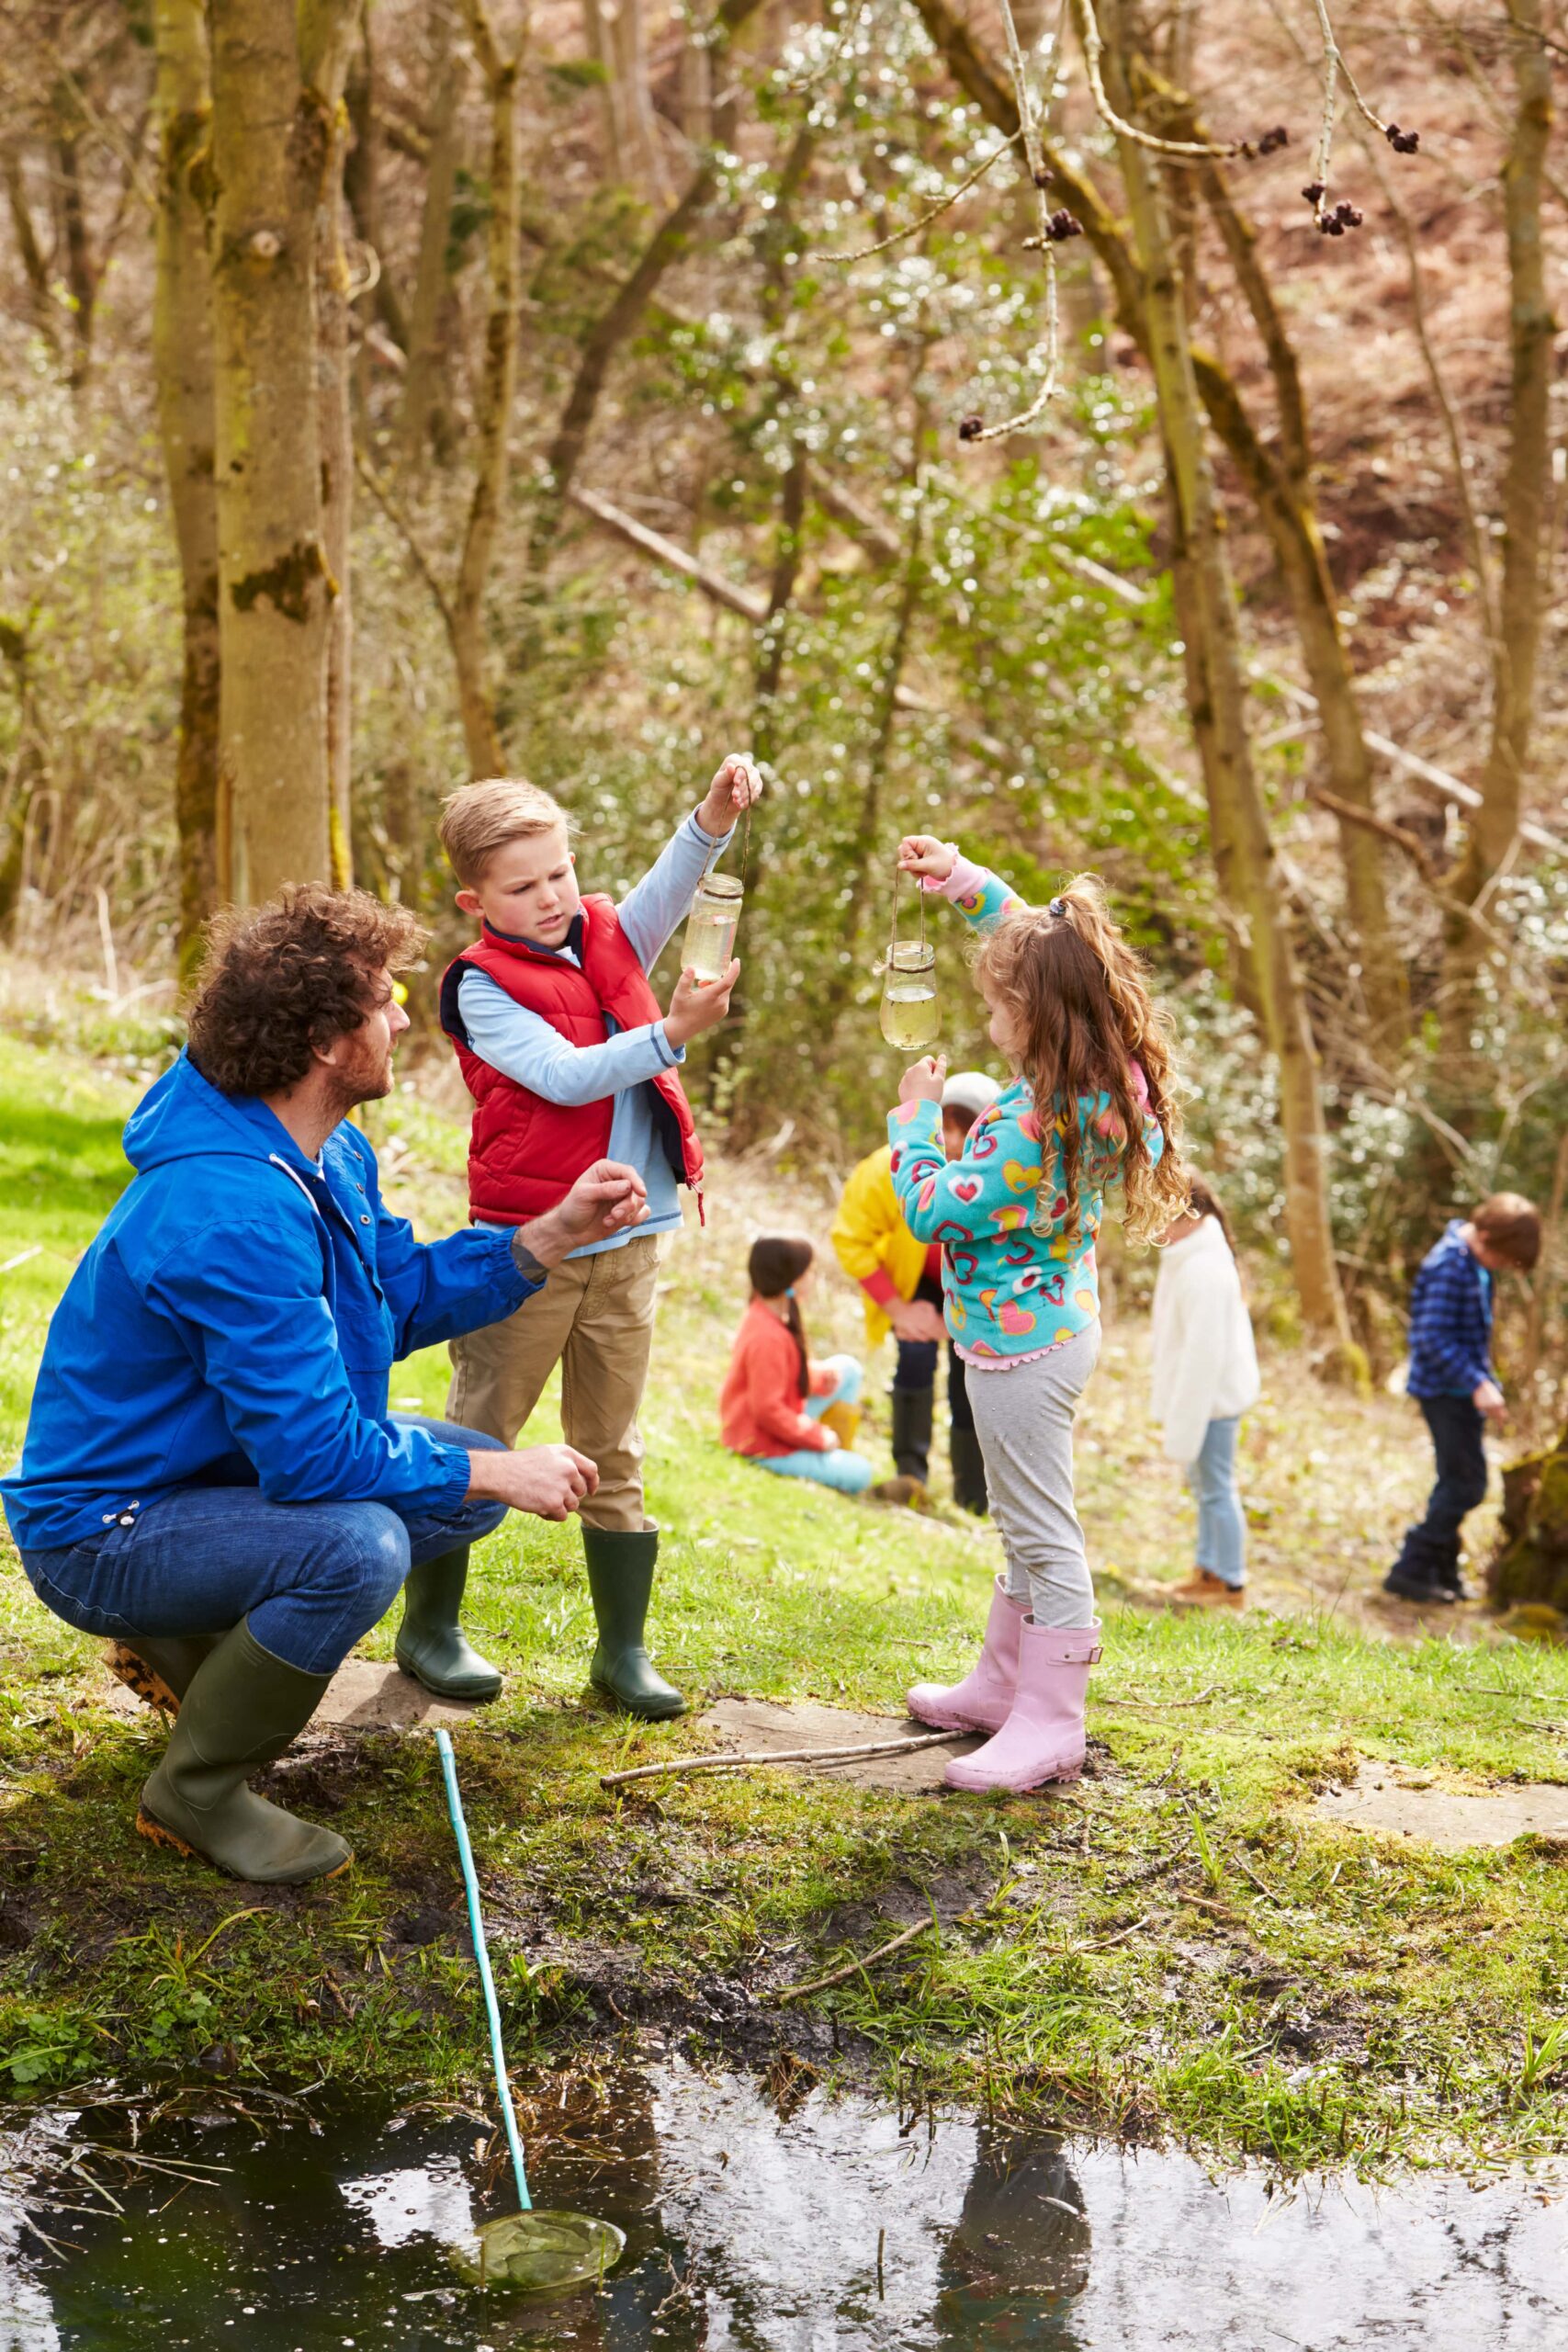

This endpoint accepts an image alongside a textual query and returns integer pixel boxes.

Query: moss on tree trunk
[1490,1438,1568,1613]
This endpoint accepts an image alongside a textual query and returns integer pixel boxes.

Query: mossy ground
[2,1012,1566,2177]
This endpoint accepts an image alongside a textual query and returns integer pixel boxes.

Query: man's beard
[323,1039,395,1125]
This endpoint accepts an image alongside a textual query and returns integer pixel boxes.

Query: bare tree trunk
[584,0,632,180]
[1105,0,1359,1371]
[752,449,806,770]
[398,7,464,470]
[1440,0,1556,1102]
[56,129,99,390]
[313,5,363,888]
[528,0,767,574]
[1158,91,1408,1049]
[817,485,924,1059]
[344,9,409,351]
[319,90,355,888]
[679,6,713,146]
[4,149,61,355]
[529,162,721,569]
[209,0,355,902]
[452,0,525,777]
[152,0,223,969]
[0,621,45,937]
[613,0,669,199]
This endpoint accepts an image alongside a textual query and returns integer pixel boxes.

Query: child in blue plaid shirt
[1384,1193,1540,1604]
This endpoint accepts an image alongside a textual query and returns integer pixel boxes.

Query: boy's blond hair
[438,778,574,886]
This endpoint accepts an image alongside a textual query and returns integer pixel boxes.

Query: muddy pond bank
[5,2059,1565,2350]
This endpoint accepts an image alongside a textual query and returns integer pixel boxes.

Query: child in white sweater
[1149,1178,1260,1609]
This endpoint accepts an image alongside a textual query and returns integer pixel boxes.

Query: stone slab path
[1315,1762,1568,1852]
[694,1696,982,1792]
[101,1654,480,1731]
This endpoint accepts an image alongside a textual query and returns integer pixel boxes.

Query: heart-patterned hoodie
[886,854,1165,1368]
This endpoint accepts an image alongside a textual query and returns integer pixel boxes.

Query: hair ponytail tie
[1047,896,1067,918]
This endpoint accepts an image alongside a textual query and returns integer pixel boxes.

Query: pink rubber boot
[942,1618,1101,1793]
[907,1577,1028,1733]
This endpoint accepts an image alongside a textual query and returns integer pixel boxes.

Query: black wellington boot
[395,1548,503,1702]
[950,1426,990,1517]
[581,1523,686,1721]
[107,1632,226,1717]
[890,1385,935,1482]
[137,1620,353,1884]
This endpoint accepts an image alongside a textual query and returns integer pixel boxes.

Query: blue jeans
[17,1417,509,1676]
[755,1357,874,1496]
[1391,1394,1487,1587]
[1187,1416,1246,1588]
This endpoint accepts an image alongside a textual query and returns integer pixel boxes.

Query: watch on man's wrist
[511,1229,548,1281]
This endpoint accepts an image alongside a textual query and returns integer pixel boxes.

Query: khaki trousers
[446,1234,661,1532]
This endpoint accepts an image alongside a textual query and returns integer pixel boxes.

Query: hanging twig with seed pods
[1299,0,1420,234]
[954,0,1074,446]
[825,126,1026,265]
[1070,0,1274,161]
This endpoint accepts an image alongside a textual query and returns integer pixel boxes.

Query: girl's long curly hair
[973,875,1189,1247]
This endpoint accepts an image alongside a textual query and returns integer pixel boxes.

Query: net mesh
[454,2210,627,2298]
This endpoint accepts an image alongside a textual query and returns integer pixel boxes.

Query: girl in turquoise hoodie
[886,837,1188,1796]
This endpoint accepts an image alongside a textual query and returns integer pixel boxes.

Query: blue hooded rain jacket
[0,1050,536,1554]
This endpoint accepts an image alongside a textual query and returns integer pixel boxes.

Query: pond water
[3,2059,1565,2350]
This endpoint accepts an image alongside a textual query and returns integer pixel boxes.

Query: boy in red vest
[435,759,757,1718]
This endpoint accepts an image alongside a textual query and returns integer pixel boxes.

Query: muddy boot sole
[108,1645,183,1717]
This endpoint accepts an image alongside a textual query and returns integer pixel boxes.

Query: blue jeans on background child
[1187,1416,1246,1588]
[756,1357,874,1496]
[17,1415,509,1675]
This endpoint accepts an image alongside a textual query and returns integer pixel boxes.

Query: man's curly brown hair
[186,886,428,1098]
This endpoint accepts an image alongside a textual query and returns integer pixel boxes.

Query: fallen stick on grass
[600,1729,960,1788]
[773,1918,935,2002]
[1096,1684,1220,1710]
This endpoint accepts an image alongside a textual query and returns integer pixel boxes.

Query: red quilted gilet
[439,899,704,1225]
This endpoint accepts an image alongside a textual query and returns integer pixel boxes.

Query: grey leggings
[965,1323,1100,1630]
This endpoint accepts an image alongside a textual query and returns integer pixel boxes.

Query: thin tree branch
[355,449,457,643]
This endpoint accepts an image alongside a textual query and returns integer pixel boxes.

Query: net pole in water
[434,1726,532,2213]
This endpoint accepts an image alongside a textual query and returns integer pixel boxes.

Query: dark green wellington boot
[891,1385,935,1482]
[950,1427,990,1517]
[394,1548,502,1702]
[107,1631,225,1716]
[581,1523,686,1721]
[137,1619,352,1884]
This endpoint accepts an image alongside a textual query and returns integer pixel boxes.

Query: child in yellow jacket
[830,1069,999,1510]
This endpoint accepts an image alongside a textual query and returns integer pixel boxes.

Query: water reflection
[0,2060,1563,2350]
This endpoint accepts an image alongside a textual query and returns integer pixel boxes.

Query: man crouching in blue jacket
[0,885,649,1886]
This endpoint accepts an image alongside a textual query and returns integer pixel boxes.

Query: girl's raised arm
[898,835,1029,937]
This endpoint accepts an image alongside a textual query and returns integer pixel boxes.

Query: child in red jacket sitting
[721,1238,873,1495]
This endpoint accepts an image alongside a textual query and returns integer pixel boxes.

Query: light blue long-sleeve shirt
[459,808,732,1257]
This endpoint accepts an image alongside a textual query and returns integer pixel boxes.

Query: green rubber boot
[107,1631,225,1717]
[581,1523,686,1721]
[137,1620,352,1884]
[394,1549,502,1703]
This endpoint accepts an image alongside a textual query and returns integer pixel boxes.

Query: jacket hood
[1162,1214,1233,1271]
[123,1049,319,1177]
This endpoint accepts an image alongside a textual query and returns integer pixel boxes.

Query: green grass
[2,1024,1567,2175]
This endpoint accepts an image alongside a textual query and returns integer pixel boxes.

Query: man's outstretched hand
[466,1443,600,1521]
[517,1160,649,1267]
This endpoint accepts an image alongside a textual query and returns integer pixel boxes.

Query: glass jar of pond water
[879,942,940,1050]
[682,871,743,982]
